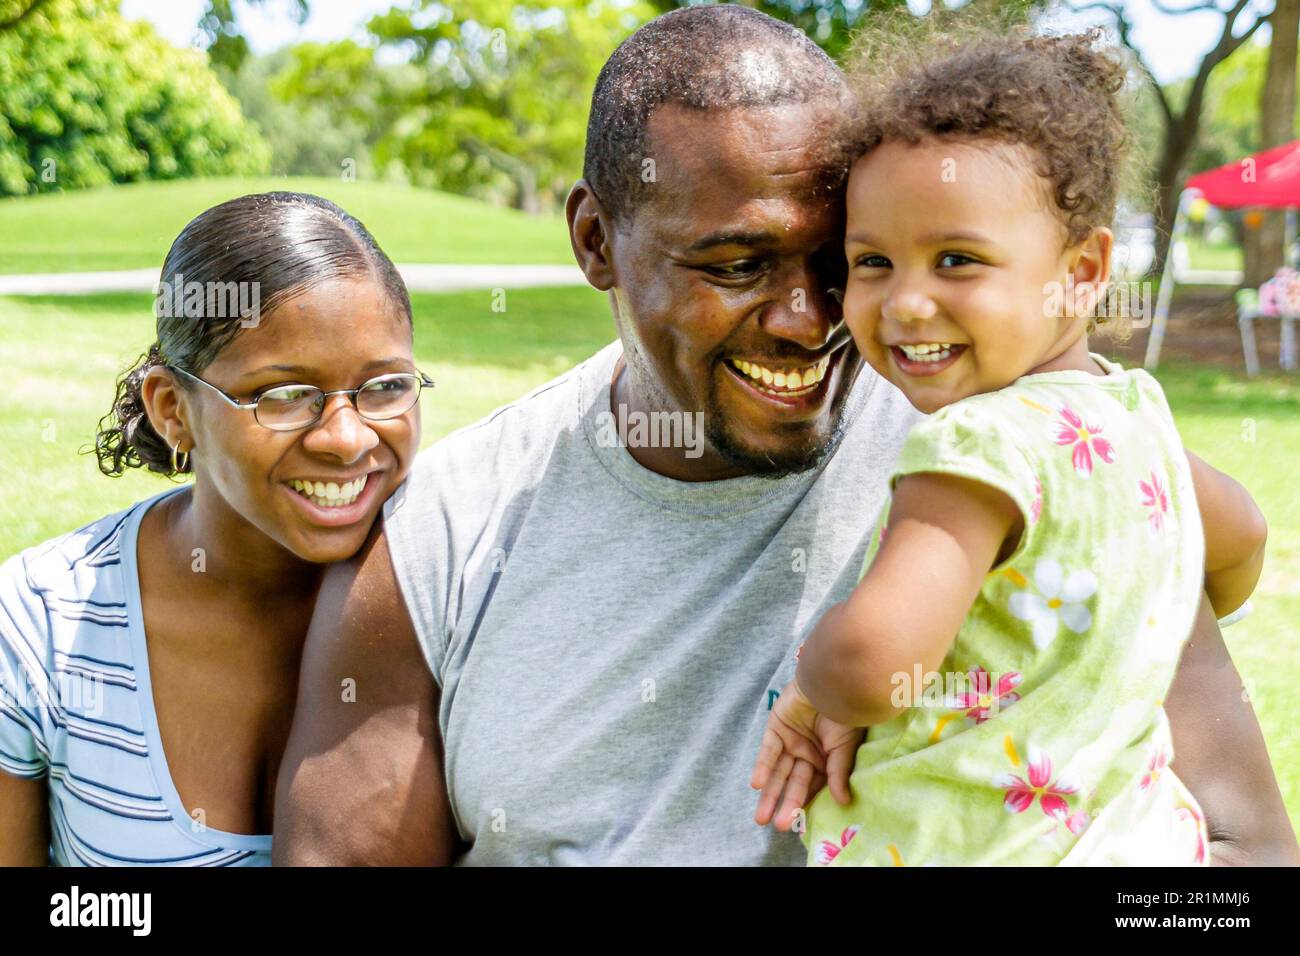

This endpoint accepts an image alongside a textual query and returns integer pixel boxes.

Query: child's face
[842,137,1107,413]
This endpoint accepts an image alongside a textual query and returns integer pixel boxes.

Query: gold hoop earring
[171,441,190,473]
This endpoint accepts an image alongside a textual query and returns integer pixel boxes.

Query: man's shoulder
[388,342,617,519]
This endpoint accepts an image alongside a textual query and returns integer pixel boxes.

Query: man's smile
[720,339,851,414]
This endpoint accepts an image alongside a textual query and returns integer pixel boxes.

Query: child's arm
[1185,450,1267,619]
[796,471,1024,728]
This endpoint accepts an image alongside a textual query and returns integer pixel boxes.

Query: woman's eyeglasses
[169,366,435,432]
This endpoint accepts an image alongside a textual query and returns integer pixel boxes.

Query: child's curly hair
[846,17,1140,335]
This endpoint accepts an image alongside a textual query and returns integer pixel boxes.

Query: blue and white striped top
[0,488,271,866]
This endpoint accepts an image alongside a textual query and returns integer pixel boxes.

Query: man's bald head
[583,5,851,225]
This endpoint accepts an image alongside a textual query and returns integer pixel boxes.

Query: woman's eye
[260,385,316,404]
[938,253,978,268]
[854,254,890,269]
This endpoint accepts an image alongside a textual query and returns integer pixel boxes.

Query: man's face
[605,102,860,478]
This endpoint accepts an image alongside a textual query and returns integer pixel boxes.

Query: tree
[1245,0,1298,284]
[220,46,398,179]
[198,0,308,74]
[0,0,269,196]
[273,0,657,212]
[1069,1,1273,277]
[646,0,1045,58]
[0,0,47,30]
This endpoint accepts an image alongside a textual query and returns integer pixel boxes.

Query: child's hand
[750,680,863,832]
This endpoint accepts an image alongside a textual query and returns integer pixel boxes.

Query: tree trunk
[1153,117,1202,278]
[1244,0,1299,287]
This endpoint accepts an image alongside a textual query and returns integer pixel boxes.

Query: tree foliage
[0,0,269,197]
[272,0,656,211]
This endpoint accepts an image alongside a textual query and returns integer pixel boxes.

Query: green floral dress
[802,355,1210,866]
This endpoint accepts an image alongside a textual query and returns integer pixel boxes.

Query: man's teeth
[288,475,369,508]
[898,343,959,363]
[729,355,831,393]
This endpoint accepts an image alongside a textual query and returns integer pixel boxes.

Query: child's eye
[854,254,890,269]
[938,253,978,268]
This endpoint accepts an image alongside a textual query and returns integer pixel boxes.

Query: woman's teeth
[898,343,961,363]
[289,475,368,508]
[729,355,831,394]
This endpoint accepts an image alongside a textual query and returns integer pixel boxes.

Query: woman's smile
[280,468,386,528]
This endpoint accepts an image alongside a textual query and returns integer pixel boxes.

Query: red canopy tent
[1185,139,1300,208]
[1144,139,1300,369]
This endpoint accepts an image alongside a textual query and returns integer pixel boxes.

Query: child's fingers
[750,724,786,791]
[754,751,795,826]
[774,758,818,832]
[780,728,828,772]
[825,740,856,805]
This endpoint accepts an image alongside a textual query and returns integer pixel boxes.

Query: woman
[0,192,429,865]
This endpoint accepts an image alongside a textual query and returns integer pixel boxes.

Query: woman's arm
[1185,450,1267,618]
[273,519,457,866]
[0,773,49,866]
[796,472,1021,728]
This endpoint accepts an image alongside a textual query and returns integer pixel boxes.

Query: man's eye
[938,253,978,268]
[706,260,764,280]
[853,254,890,269]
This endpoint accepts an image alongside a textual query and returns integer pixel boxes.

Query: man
[274,6,1296,866]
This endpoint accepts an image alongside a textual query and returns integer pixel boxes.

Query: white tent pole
[1144,189,1191,370]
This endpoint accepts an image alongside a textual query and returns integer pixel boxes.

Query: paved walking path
[0,263,587,296]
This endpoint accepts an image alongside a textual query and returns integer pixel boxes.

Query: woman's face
[177,275,421,564]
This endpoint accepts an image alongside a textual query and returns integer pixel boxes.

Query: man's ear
[566,179,616,292]
[140,366,193,455]
[1067,226,1113,319]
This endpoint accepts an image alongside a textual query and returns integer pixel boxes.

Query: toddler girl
[751,29,1266,866]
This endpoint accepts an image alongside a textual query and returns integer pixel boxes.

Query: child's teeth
[899,343,959,363]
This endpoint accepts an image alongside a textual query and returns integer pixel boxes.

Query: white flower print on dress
[1008,558,1098,648]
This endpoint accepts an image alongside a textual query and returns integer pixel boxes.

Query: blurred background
[0,0,1296,834]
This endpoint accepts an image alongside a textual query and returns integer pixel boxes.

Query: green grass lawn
[1185,234,1245,273]
[1,288,1297,839]
[0,177,575,274]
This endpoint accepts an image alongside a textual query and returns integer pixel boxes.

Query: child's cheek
[841,281,879,350]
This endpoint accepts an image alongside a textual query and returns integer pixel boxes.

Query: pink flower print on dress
[1139,746,1170,793]
[1053,405,1115,476]
[1030,477,1043,524]
[1139,470,1169,532]
[952,667,1022,723]
[995,744,1080,822]
[815,825,861,865]
[1174,804,1208,864]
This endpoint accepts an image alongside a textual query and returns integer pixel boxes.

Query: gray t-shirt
[384,340,921,865]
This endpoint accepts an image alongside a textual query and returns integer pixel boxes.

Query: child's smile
[842,137,1111,414]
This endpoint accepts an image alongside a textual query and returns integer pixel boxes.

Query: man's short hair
[583,5,849,224]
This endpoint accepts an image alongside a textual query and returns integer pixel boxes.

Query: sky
[119,0,1275,86]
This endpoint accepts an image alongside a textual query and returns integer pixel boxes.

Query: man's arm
[1165,592,1299,866]
[0,773,49,866]
[273,519,456,866]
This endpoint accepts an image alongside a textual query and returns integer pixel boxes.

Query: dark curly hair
[94,192,411,478]
[848,21,1132,247]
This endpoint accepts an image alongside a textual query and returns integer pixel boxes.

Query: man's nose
[758,262,842,351]
[300,394,380,464]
